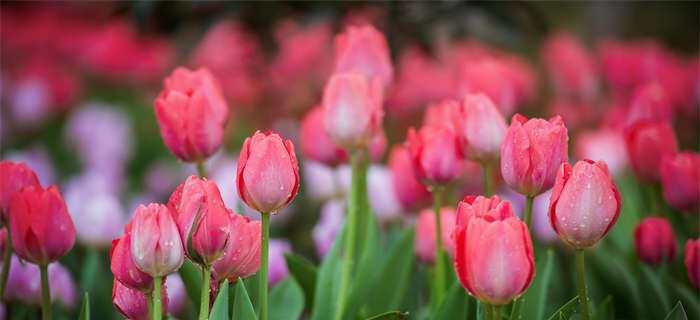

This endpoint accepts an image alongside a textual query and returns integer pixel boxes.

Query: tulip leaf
[433,282,473,320]
[593,295,613,320]
[179,260,202,307]
[365,227,414,316]
[344,212,381,318]
[284,253,317,310]
[664,301,688,320]
[78,292,89,320]
[545,295,580,320]
[365,311,409,319]
[210,279,230,320]
[269,277,305,320]
[671,279,700,319]
[79,249,100,292]
[310,225,344,320]
[520,249,555,320]
[640,264,671,318]
[232,280,257,320]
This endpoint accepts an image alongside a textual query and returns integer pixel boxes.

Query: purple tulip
[268,239,292,287]
[313,200,345,258]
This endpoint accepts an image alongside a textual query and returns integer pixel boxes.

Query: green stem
[199,267,211,320]
[575,250,590,320]
[485,304,493,320]
[40,264,51,320]
[431,188,446,310]
[523,196,534,228]
[509,298,522,320]
[483,162,494,196]
[196,161,207,178]
[153,276,162,320]
[0,228,12,299]
[493,305,501,320]
[146,292,153,319]
[260,213,270,320]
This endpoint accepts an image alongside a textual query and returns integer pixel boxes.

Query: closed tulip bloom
[154,67,229,162]
[300,106,347,166]
[423,99,460,132]
[334,25,393,88]
[322,73,384,149]
[406,125,464,186]
[501,114,569,197]
[212,212,261,283]
[634,217,676,265]
[660,152,700,212]
[541,32,599,99]
[236,131,300,213]
[9,185,75,265]
[113,279,168,320]
[453,195,534,305]
[110,223,153,291]
[549,160,621,249]
[685,239,700,290]
[130,204,184,277]
[458,94,507,162]
[388,146,430,209]
[624,121,678,183]
[0,161,40,220]
[414,207,456,264]
[168,175,231,265]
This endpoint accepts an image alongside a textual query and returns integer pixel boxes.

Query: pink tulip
[406,124,464,186]
[624,121,678,183]
[110,223,153,292]
[634,217,676,265]
[388,146,430,210]
[453,195,534,305]
[9,185,75,265]
[334,25,393,88]
[414,207,456,264]
[113,279,167,320]
[154,67,229,162]
[212,212,261,283]
[660,152,700,212]
[457,94,507,162]
[166,274,187,317]
[500,114,569,197]
[322,73,384,149]
[168,175,231,265]
[0,161,40,220]
[129,204,184,277]
[549,160,621,249]
[575,129,629,177]
[300,106,348,166]
[2,258,76,307]
[541,32,599,99]
[236,131,300,213]
[685,239,700,290]
[423,99,460,132]
[312,200,345,258]
[268,239,292,287]
[625,83,674,128]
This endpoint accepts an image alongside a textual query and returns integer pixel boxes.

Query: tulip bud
[634,217,676,265]
[660,152,700,212]
[113,279,168,320]
[388,146,430,209]
[624,121,678,183]
[268,239,292,287]
[236,131,300,213]
[453,195,534,305]
[423,99,460,132]
[414,207,456,264]
[541,32,599,99]
[549,160,621,249]
[212,212,261,283]
[0,161,40,221]
[9,185,75,265]
[154,67,229,162]
[685,239,700,290]
[406,124,464,186]
[334,25,393,88]
[300,106,348,166]
[322,73,383,149]
[457,94,507,162]
[168,175,231,265]
[110,223,153,292]
[130,204,184,277]
[500,114,569,197]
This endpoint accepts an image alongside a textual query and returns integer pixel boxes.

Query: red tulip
[0,161,40,221]
[300,106,348,166]
[334,25,393,88]
[549,160,621,248]
[457,94,507,162]
[625,83,674,128]
[110,223,153,292]
[9,185,75,265]
[112,279,167,320]
[236,131,300,213]
[388,146,430,209]
[406,124,464,186]
[634,217,676,265]
[414,207,456,265]
[685,239,700,290]
[453,195,534,305]
[154,67,229,162]
[322,73,383,150]
[624,121,678,183]
[129,204,184,277]
[500,114,569,197]
[541,32,599,99]
[212,212,261,282]
[168,175,231,265]
[660,152,700,212]
[423,99,460,133]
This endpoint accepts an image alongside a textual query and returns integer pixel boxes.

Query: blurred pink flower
[312,200,345,258]
[334,25,393,88]
[5,145,56,186]
[166,274,187,317]
[575,129,629,176]
[541,32,599,100]
[268,239,292,287]
[414,207,456,265]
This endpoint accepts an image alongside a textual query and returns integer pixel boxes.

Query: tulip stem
[575,250,590,320]
[153,276,162,320]
[260,212,270,320]
[200,267,211,320]
[40,264,51,320]
[196,161,207,178]
[482,162,494,196]
[0,228,12,299]
[431,187,446,310]
[523,196,534,228]
[493,305,501,320]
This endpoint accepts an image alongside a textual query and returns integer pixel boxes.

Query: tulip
[300,106,348,166]
[541,32,599,99]
[154,67,229,163]
[113,279,168,320]
[388,146,430,210]
[268,239,292,287]
[367,165,402,223]
[660,152,700,212]
[166,274,187,317]
[212,212,261,283]
[322,73,384,150]
[575,129,629,177]
[414,207,456,264]
[624,121,678,183]
[685,239,700,290]
[0,161,40,220]
[110,223,153,292]
[303,161,340,202]
[453,195,535,306]
[334,25,393,88]
[406,124,464,186]
[634,217,676,265]
[64,175,125,248]
[5,146,56,186]
[457,94,507,164]
[625,83,673,128]
[312,200,345,258]
[2,258,76,308]
[423,99,460,133]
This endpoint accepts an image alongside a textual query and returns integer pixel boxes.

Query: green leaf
[671,279,700,319]
[179,260,202,307]
[310,225,344,320]
[433,283,473,320]
[232,280,257,320]
[546,296,580,320]
[344,213,381,319]
[640,264,671,318]
[534,250,555,320]
[78,292,89,320]
[593,295,613,320]
[79,249,100,292]
[365,227,415,315]
[284,253,317,310]
[210,280,230,320]
[664,301,688,320]
[269,278,305,320]
[365,311,409,320]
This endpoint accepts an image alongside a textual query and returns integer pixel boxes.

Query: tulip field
[1,2,699,320]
